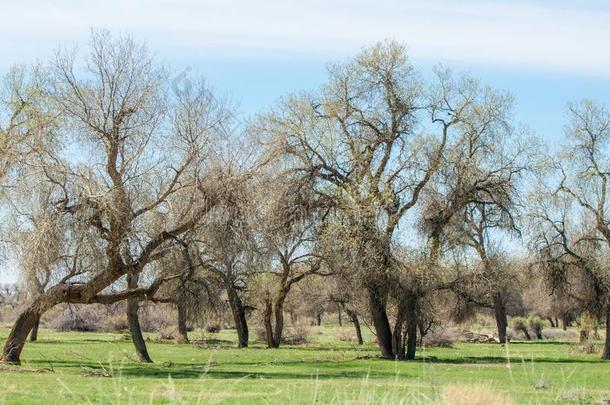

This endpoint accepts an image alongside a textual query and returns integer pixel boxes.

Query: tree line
[1,31,609,365]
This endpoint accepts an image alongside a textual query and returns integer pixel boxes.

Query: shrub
[528,316,544,339]
[423,328,457,348]
[571,342,601,355]
[282,325,310,345]
[336,330,356,342]
[511,317,531,340]
[51,311,99,332]
[254,326,267,342]
[577,312,600,342]
[103,313,129,331]
[205,323,221,334]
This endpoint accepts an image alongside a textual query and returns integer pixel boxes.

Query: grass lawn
[0,326,609,404]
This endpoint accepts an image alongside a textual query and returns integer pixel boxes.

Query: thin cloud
[1,0,609,76]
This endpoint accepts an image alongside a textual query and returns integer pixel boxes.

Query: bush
[511,317,531,340]
[571,342,601,355]
[336,330,356,342]
[205,323,221,334]
[103,313,129,331]
[255,326,267,342]
[528,316,544,339]
[577,312,600,342]
[51,310,99,332]
[282,325,310,345]
[423,328,457,348]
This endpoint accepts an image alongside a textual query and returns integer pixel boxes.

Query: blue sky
[1,0,610,141]
[1,0,610,281]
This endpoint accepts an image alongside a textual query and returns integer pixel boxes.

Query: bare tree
[247,173,327,348]
[259,40,530,359]
[530,100,610,359]
[0,31,229,365]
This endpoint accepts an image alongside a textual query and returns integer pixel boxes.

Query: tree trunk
[176,301,189,344]
[316,312,322,326]
[346,308,363,345]
[271,293,286,348]
[227,286,249,348]
[263,298,275,348]
[392,307,406,359]
[368,289,394,359]
[580,329,589,343]
[29,315,41,342]
[337,305,342,326]
[493,295,508,344]
[2,264,129,364]
[522,328,532,341]
[405,297,417,360]
[547,317,556,328]
[127,273,153,363]
[1,308,42,364]
[601,306,610,360]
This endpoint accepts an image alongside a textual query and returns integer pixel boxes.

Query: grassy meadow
[1,325,609,404]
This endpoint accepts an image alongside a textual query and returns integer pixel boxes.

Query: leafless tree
[530,101,610,359]
[259,40,530,359]
[247,173,327,348]
[0,31,230,365]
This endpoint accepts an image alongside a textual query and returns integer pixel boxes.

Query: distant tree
[530,100,610,359]
[247,174,327,348]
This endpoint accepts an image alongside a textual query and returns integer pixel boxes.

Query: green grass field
[1,326,609,404]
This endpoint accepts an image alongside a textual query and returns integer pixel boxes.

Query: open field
[1,326,609,404]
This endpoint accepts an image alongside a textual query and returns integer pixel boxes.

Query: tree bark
[127,273,153,363]
[602,306,610,360]
[263,298,275,348]
[368,289,394,359]
[271,293,287,348]
[227,286,249,348]
[337,305,342,326]
[316,312,322,326]
[29,315,41,342]
[493,295,508,344]
[1,308,43,364]
[176,301,189,344]
[392,308,406,359]
[546,317,556,328]
[405,297,417,360]
[345,308,363,345]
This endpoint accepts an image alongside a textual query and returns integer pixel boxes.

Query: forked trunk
[127,274,153,363]
[176,301,189,344]
[29,316,41,342]
[227,286,249,348]
[493,295,508,344]
[368,289,394,359]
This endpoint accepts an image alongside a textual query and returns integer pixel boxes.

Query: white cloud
[1,0,609,75]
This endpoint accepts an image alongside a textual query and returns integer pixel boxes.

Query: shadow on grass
[417,355,608,364]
